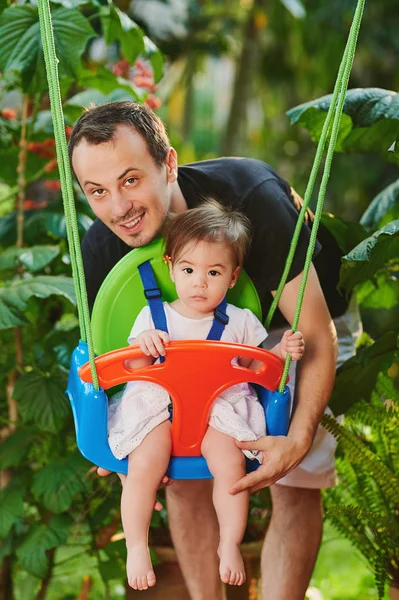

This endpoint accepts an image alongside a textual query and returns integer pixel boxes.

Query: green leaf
[16,515,70,579]
[0,275,76,330]
[287,88,399,158]
[339,220,399,292]
[0,6,95,93]
[100,5,144,63]
[77,67,138,99]
[0,481,25,539]
[32,456,87,513]
[356,276,399,310]
[329,330,399,415]
[143,36,164,83]
[320,213,368,255]
[25,211,93,240]
[65,87,138,122]
[13,369,70,433]
[99,538,127,583]
[0,245,60,272]
[0,429,32,469]
[361,179,399,231]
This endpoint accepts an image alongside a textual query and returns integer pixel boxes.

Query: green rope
[37,0,99,390]
[275,0,365,392]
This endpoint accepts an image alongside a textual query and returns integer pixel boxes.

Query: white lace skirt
[108,381,266,462]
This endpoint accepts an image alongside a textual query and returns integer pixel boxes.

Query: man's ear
[166,148,178,183]
[229,266,241,288]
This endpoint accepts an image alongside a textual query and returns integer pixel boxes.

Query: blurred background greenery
[1,0,398,599]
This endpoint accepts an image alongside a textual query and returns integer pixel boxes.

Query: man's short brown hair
[164,199,252,268]
[68,101,170,167]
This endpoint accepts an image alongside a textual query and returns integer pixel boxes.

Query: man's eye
[209,270,220,276]
[183,268,193,274]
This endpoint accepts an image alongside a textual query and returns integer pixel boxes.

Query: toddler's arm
[237,331,304,371]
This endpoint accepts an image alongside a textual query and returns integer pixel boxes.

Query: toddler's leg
[122,421,171,590]
[201,426,248,586]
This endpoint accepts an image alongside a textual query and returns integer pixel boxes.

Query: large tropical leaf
[0,429,32,470]
[32,454,88,513]
[143,36,164,83]
[339,220,399,292]
[0,481,25,539]
[13,368,70,433]
[287,88,399,159]
[321,213,368,254]
[0,275,76,329]
[77,67,138,99]
[0,245,60,272]
[0,6,95,93]
[361,179,399,231]
[356,276,399,311]
[24,210,93,241]
[100,4,144,63]
[16,515,70,579]
[329,330,399,415]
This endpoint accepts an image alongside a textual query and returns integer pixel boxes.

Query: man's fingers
[229,471,263,495]
[154,499,163,511]
[97,467,112,477]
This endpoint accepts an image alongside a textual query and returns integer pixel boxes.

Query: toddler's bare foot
[126,543,156,590]
[218,540,246,586]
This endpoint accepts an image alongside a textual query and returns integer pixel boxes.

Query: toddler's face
[169,240,240,318]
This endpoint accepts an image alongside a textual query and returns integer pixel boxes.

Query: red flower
[112,59,131,79]
[1,108,17,120]
[44,158,58,173]
[135,58,153,79]
[23,198,49,210]
[27,139,56,160]
[145,95,162,111]
[44,180,62,191]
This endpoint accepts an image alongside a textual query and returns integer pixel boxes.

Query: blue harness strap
[206,297,229,341]
[137,261,169,334]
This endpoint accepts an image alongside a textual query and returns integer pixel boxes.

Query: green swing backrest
[91,238,262,355]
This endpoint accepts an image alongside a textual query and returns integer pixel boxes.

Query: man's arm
[230,264,338,494]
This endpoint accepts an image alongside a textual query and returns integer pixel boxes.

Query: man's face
[72,125,177,247]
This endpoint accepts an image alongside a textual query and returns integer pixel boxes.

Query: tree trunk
[221,3,266,156]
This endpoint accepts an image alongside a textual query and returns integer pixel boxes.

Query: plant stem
[76,575,93,600]
[35,549,55,600]
[16,95,29,248]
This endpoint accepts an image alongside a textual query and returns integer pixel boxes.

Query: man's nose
[111,190,133,217]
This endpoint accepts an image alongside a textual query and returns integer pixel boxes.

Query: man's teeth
[124,215,142,228]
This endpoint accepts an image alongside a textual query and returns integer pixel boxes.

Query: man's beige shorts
[263,295,362,489]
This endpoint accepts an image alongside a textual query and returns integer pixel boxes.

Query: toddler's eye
[209,270,220,276]
[183,267,193,274]
[92,188,105,197]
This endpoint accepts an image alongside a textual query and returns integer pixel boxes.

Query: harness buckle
[214,308,229,325]
[144,287,162,300]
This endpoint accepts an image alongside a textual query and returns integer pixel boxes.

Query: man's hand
[135,329,170,358]
[229,436,310,495]
[97,467,173,510]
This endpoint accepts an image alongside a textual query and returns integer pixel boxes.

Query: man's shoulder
[82,219,116,251]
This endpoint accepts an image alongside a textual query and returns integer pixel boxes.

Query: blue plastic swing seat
[67,340,291,479]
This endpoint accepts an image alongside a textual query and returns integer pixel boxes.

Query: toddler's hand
[280,330,305,361]
[135,329,170,358]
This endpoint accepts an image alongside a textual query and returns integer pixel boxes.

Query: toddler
[108,200,305,590]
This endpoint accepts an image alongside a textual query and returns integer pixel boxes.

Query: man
[69,101,358,599]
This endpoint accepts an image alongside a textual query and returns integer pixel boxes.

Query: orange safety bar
[79,340,284,457]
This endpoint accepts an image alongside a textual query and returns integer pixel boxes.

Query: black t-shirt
[82,158,348,327]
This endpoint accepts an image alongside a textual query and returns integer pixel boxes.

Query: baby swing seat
[67,239,291,479]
